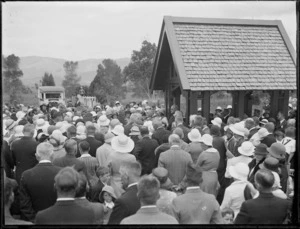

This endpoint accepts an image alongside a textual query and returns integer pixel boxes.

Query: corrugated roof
[174,23,296,91]
[39,86,65,92]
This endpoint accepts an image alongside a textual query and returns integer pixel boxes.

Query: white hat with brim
[98,115,110,126]
[200,134,213,146]
[188,129,202,142]
[229,124,245,136]
[238,141,255,156]
[129,126,141,136]
[211,117,222,127]
[216,106,222,111]
[50,130,67,144]
[36,119,49,130]
[111,125,124,136]
[111,135,134,153]
[228,163,249,181]
[227,105,232,109]
[14,125,24,137]
[104,132,115,143]
[16,111,26,120]
[5,119,18,131]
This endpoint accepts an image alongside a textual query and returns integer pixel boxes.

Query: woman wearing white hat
[225,141,255,178]
[98,115,110,135]
[107,135,136,198]
[187,129,203,163]
[49,130,67,161]
[230,123,247,157]
[249,127,269,147]
[221,162,251,220]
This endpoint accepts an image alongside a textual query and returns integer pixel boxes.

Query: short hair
[285,127,295,138]
[67,125,76,136]
[78,141,90,152]
[227,116,235,125]
[168,134,181,145]
[75,172,88,198]
[210,125,221,136]
[152,118,163,129]
[173,128,184,139]
[86,125,96,134]
[255,169,275,189]
[23,124,35,135]
[119,161,142,178]
[36,142,54,158]
[137,175,160,205]
[4,178,18,205]
[265,122,275,133]
[193,115,203,127]
[64,139,78,155]
[96,166,110,178]
[162,134,170,144]
[175,115,183,124]
[252,116,260,126]
[130,113,142,124]
[55,167,79,193]
[245,118,255,129]
[221,208,235,218]
[140,126,149,136]
[274,130,284,139]
[186,162,203,186]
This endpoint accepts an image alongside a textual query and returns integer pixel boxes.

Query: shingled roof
[150,16,296,91]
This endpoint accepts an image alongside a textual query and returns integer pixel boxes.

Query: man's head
[36,142,54,161]
[96,166,111,184]
[137,175,160,206]
[264,122,275,134]
[168,134,181,146]
[185,162,203,186]
[254,169,275,193]
[152,118,163,130]
[78,141,90,155]
[285,126,295,139]
[193,115,203,127]
[172,128,184,139]
[170,105,178,114]
[86,124,96,136]
[54,167,79,198]
[119,161,141,190]
[277,111,285,121]
[140,126,149,137]
[75,173,88,198]
[23,124,35,137]
[67,125,76,138]
[244,118,255,130]
[64,139,78,156]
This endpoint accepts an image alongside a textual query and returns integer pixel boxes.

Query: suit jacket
[171,187,224,224]
[108,184,140,224]
[152,128,171,146]
[53,154,86,174]
[2,140,14,179]
[174,124,190,143]
[212,136,227,182]
[90,180,105,202]
[75,198,104,224]
[35,200,95,225]
[11,136,39,184]
[247,158,265,184]
[276,119,287,132]
[154,143,170,168]
[235,192,291,224]
[132,137,159,175]
[248,127,259,140]
[261,134,276,147]
[121,206,178,224]
[84,136,103,157]
[19,162,61,221]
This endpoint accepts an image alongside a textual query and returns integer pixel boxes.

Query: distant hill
[18,56,131,86]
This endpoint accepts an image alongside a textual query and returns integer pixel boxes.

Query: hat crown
[230,162,249,179]
[118,135,129,146]
[269,142,286,158]
[190,129,201,138]
[200,134,213,145]
[241,141,254,152]
[99,115,108,122]
[255,143,268,154]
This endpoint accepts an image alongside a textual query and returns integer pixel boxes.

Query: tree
[89,59,125,104]
[62,61,81,98]
[41,72,55,86]
[123,40,157,98]
[2,54,25,103]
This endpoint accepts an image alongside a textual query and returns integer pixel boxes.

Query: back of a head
[193,115,203,127]
[254,169,275,190]
[162,133,171,144]
[152,118,162,130]
[252,116,260,126]
[130,113,141,124]
[285,126,295,138]
[168,134,181,145]
[210,125,221,136]
[245,118,255,129]
[175,115,183,124]
[55,167,79,195]
[137,175,160,205]
[67,125,76,137]
[95,131,105,143]
[64,139,78,155]
[23,124,35,136]
[185,162,203,186]
[96,166,110,178]
[173,127,184,139]
[75,172,88,198]
[120,161,142,179]
[86,125,96,135]
[140,126,149,136]
[79,140,90,152]
[36,142,54,160]
[227,116,235,125]
[265,122,275,133]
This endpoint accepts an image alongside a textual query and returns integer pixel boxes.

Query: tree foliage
[89,59,125,104]
[123,40,157,98]
[41,72,56,86]
[62,61,81,98]
[2,54,26,103]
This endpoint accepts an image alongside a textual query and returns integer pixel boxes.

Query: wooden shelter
[150,16,296,122]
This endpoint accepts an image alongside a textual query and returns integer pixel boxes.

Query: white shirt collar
[186,186,200,190]
[76,197,86,200]
[141,205,157,209]
[39,160,51,163]
[80,154,91,158]
[170,145,180,149]
[57,198,74,201]
[127,182,138,188]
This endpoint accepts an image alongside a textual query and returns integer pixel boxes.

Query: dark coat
[154,143,170,168]
[11,136,39,184]
[276,119,287,132]
[90,180,105,203]
[248,128,259,140]
[19,162,61,221]
[235,192,291,224]
[247,158,266,184]
[132,137,159,175]
[84,136,103,157]
[2,140,14,179]
[175,124,190,143]
[261,134,276,147]
[108,184,140,224]
[212,136,227,184]
[75,198,104,224]
[124,123,134,136]
[152,128,171,146]
[35,200,95,225]
[53,154,87,174]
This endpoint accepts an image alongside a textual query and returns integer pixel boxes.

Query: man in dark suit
[66,125,81,158]
[11,124,39,184]
[35,167,95,225]
[108,161,141,224]
[121,175,178,224]
[235,169,291,224]
[276,111,287,132]
[167,104,178,131]
[19,142,61,222]
[90,167,110,202]
[261,122,276,147]
[84,125,102,157]
[152,118,171,146]
[172,115,190,143]
[53,139,87,174]
[75,173,104,224]
[132,127,159,175]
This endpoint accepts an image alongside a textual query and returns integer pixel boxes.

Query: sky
[2,1,296,60]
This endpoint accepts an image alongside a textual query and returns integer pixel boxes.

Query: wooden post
[244,91,253,117]
[277,90,289,118]
[231,91,239,117]
[190,91,198,115]
[270,91,279,118]
[203,91,210,121]
[237,91,245,119]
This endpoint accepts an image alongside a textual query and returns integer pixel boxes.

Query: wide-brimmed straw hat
[36,118,49,130]
[188,129,202,142]
[5,119,18,130]
[129,125,141,136]
[238,141,255,156]
[228,162,249,181]
[98,115,110,126]
[111,125,124,136]
[229,123,245,136]
[111,135,134,153]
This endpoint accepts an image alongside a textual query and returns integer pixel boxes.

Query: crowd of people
[2,99,296,225]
